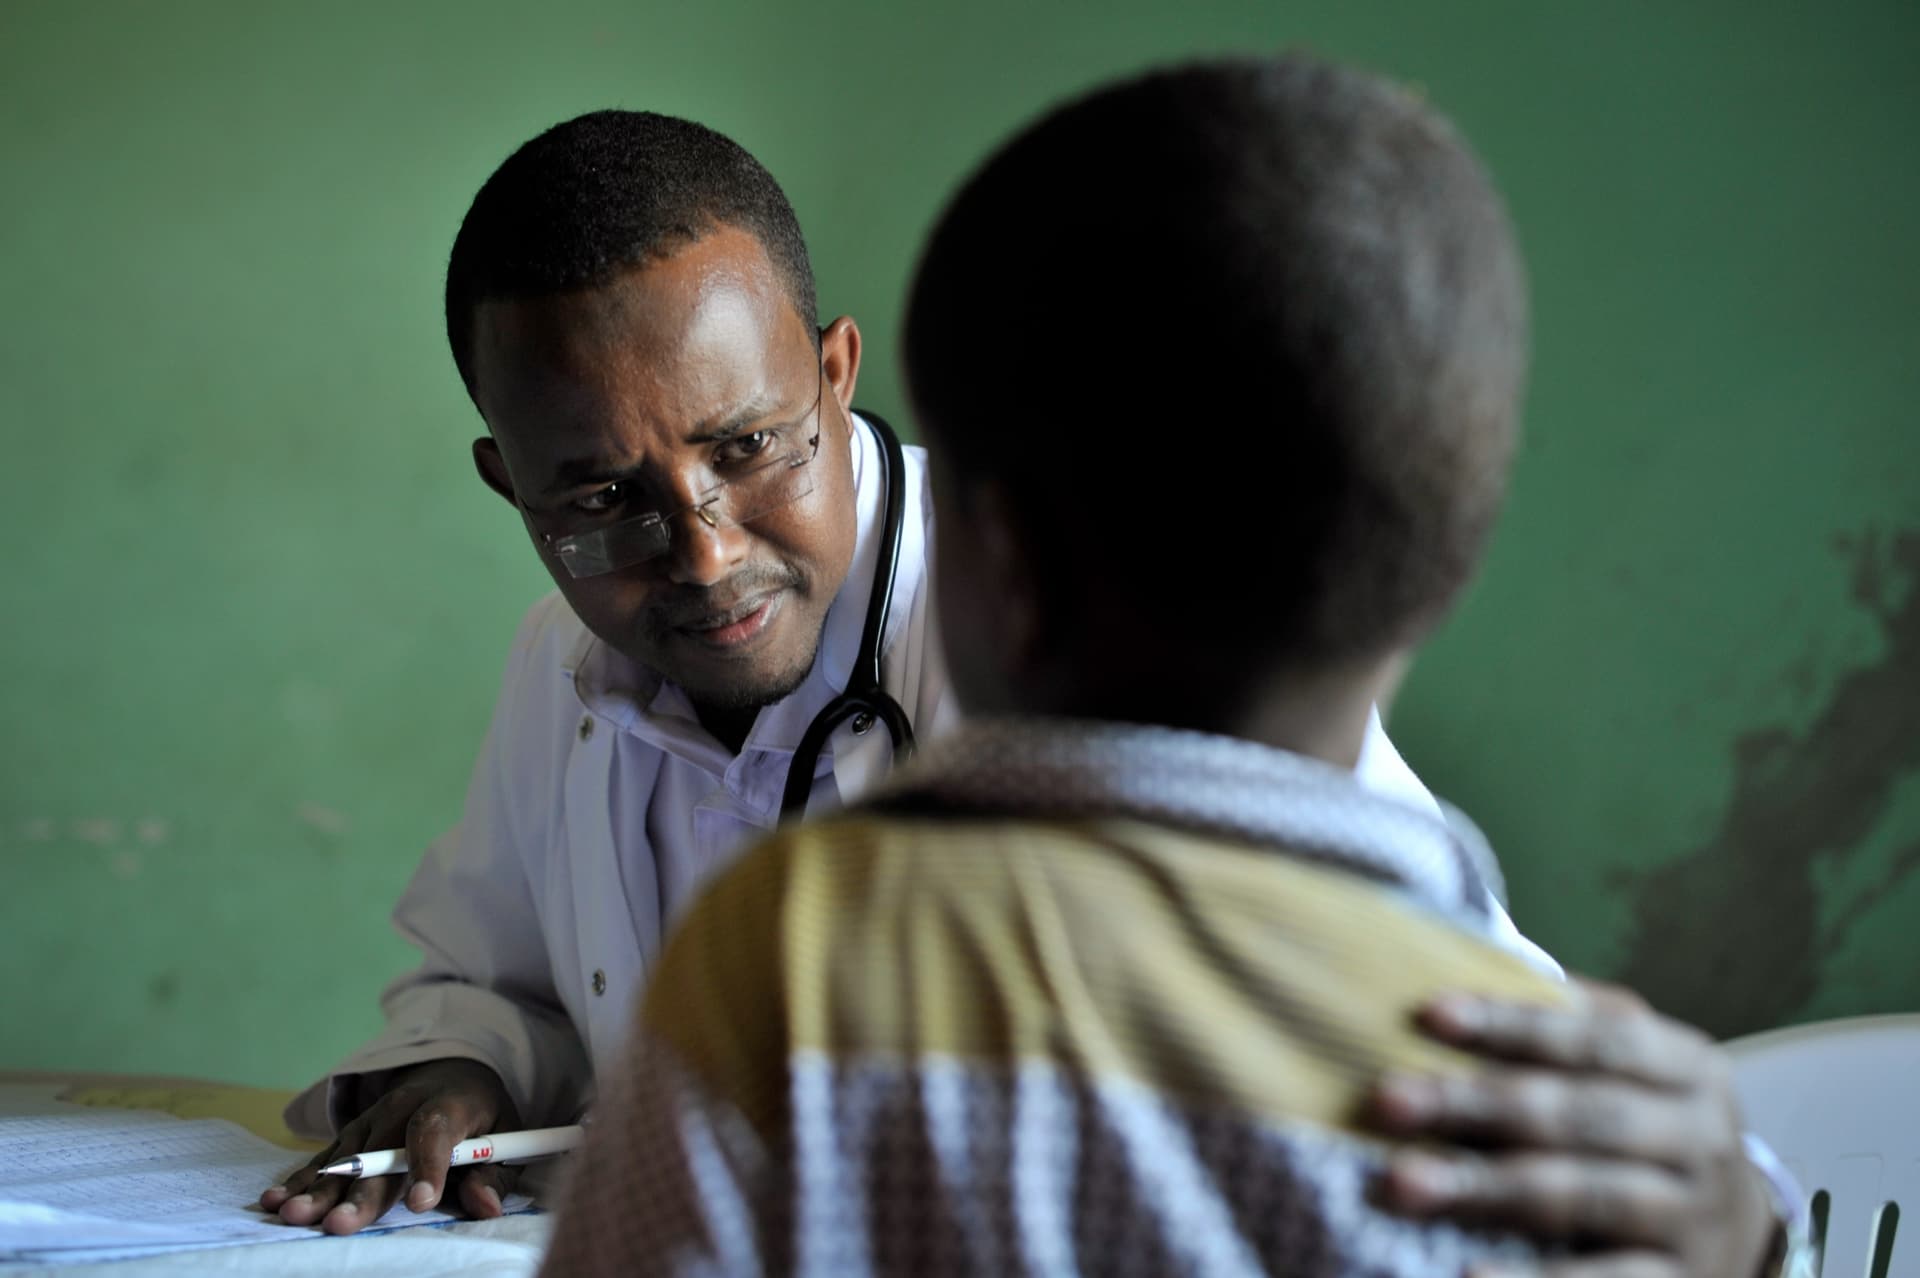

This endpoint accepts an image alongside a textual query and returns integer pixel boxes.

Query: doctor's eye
[716,431,775,466]
[574,482,629,514]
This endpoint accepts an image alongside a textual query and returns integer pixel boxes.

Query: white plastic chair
[1728,1014,1920,1278]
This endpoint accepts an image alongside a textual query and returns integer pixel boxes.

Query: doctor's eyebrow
[542,455,649,494]
[684,388,812,445]
[537,388,809,493]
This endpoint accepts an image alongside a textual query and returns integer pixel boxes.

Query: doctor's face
[468,226,861,712]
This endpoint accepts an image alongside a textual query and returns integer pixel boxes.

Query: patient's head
[904,54,1528,752]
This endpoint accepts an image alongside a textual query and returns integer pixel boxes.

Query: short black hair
[904,54,1528,691]
[445,109,818,397]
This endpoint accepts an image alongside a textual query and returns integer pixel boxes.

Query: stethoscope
[778,408,916,819]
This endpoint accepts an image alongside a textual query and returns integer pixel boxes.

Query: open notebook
[0,1084,535,1265]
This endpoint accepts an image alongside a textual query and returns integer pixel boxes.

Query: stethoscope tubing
[779,410,917,820]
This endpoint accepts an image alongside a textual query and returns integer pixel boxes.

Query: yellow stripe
[644,815,1567,1141]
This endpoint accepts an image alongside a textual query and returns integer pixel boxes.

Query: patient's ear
[472,438,516,504]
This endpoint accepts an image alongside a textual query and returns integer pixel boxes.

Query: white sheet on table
[0,1085,536,1266]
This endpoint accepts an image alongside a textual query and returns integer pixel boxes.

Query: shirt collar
[872,716,1496,923]
[561,412,911,764]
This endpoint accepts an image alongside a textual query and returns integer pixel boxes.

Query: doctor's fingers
[310,1171,408,1235]
[453,1162,519,1219]
[1416,982,1721,1094]
[279,1084,430,1182]
[1372,1068,1730,1165]
[269,1167,394,1230]
[399,1092,500,1212]
[262,1115,371,1213]
[265,1094,421,1219]
[269,1106,474,1231]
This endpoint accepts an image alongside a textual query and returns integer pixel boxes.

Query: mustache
[648,565,806,630]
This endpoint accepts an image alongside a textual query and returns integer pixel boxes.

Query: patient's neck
[1225,659,1404,769]
[1027,652,1408,771]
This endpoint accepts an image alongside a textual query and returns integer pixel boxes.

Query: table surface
[0,1072,552,1277]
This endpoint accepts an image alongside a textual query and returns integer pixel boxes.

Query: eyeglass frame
[532,366,827,579]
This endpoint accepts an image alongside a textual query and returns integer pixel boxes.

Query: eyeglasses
[542,371,825,579]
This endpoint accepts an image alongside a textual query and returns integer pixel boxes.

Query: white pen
[317,1124,585,1178]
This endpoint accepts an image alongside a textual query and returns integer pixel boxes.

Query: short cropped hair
[445,110,818,396]
[904,55,1528,681]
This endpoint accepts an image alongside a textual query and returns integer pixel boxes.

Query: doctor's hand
[1368,979,1780,1276]
[259,1057,520,1236]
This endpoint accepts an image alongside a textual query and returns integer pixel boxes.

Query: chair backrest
[1728,1015,1920,1277]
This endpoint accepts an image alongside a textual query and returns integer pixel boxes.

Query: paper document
[0,1085,533,1265]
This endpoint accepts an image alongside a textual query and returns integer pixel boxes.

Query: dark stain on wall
[1616,527,1920,1038]
[148,970,179,1007]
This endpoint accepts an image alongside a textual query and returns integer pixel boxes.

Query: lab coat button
[591,969,607,996]
[578,716,594,742]
[851,712,876,735]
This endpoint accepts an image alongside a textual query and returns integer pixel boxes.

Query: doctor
[261,109,1799,1269]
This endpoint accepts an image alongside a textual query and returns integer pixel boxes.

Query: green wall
[3,1,1915,1087]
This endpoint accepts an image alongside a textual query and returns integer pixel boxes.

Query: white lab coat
[286,416,1555,1139]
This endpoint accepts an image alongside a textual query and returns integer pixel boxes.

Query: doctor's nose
[664,504,749,588]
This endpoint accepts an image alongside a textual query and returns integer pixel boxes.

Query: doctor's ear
[472,438,517,504]
[819,317,862,413]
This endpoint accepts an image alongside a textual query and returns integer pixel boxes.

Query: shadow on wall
[1617,526,1920,1038]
